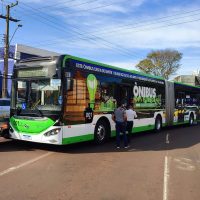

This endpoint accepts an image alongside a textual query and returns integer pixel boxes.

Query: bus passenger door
[176,92,185,123]
[114,85,132,106]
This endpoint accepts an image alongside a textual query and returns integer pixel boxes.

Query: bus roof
[173,81,200,89]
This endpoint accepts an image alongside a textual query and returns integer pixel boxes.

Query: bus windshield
[12,79,62,112]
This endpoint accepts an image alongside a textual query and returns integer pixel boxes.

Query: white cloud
[45,1,200,52]
[106,61,138,70]
[19,0,47,3]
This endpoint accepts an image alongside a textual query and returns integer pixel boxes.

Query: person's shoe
[124,145,129,149]
[116,146,120,149]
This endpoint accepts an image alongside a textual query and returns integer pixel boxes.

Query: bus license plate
[22,135,32,140]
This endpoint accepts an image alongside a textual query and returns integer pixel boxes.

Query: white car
[0,98,10,118]
[0,98,10,135]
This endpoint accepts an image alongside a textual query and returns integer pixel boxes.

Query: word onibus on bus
[9,55,200,144]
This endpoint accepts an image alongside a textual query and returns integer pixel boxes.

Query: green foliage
[136,49,182,79]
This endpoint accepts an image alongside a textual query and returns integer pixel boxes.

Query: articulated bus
[9,55,200,145]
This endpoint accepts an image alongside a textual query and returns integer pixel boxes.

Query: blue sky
[0,0,200,79]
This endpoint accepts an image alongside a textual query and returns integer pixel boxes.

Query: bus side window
[196,94,200,107]
[66,78,73,91]
[176,92,185,108]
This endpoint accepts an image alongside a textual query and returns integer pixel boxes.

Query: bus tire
[189,113,194,126]
[155,115,162,132]
[94,119,110,144]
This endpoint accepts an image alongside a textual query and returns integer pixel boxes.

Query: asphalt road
[0,125,200,200]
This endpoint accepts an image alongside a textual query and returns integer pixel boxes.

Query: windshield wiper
[30,100,43,117]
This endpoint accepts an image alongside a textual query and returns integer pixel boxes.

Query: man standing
[112,103,128,149]
[126,104,137,144]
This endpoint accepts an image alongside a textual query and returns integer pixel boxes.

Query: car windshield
[13,79,62,111]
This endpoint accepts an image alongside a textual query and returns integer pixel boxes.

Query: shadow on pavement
[1,125,200,154]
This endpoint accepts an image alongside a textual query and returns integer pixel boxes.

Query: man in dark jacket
[112,103,128,149]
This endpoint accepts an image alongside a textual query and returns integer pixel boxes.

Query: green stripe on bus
[173,121,189,125]
[111,124,155,137]
[63,125,155,144]
[62,134,94,145]
[162,123,167,127]
[10,116,55,134]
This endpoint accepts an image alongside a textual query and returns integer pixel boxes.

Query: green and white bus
[9,55,200,144]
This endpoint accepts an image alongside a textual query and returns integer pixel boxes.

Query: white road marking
[174,157,196,171]
[166,133,169,144]
[163,155,170,200]
[0,152,53,177]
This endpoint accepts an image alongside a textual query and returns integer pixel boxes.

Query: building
[0,44,60,97]
[173,75,200,86]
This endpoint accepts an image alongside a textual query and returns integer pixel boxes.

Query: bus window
[98,82,116,111]
[176,92,185,109]
[16,81,27,108]
[66,78,73,91]
[114,85,132,107]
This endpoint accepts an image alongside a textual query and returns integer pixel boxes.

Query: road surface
[0,125,200,200]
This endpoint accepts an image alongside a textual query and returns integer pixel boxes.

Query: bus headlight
[44,128,61,137]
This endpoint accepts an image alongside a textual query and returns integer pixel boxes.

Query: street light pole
[9,24,22,45]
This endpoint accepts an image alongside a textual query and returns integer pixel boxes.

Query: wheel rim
[156,120,161,130]
[190,117,194,125]
[96,125,106,141]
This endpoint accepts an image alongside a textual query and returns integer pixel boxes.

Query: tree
[136,49,182,79]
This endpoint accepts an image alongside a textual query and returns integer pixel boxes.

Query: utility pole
[0,1,20,98]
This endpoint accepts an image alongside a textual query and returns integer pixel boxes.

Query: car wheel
[189,114,194,126]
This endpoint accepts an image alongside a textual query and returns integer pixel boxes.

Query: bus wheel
[155,116,162,132]
[94,120,109,144]
[189,114,194,126]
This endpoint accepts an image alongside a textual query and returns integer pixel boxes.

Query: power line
[26,14,200,52]
[50,0,102,9]
[88,8,200,35]
[10,1,200,61]
[61,11,200,42]
[38,0,83,10]
[17,2,200,38]
[16,2,200,40]
[54,1,121,16]
[17,0,122,18]
[15,2,141,58]
[16,3,200,51]
[18,11,136,59]
[16,2,200,59]
[16,0,102,18]
[94,14,200,38]
[29,0,103,11]
[131,17,200,34]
